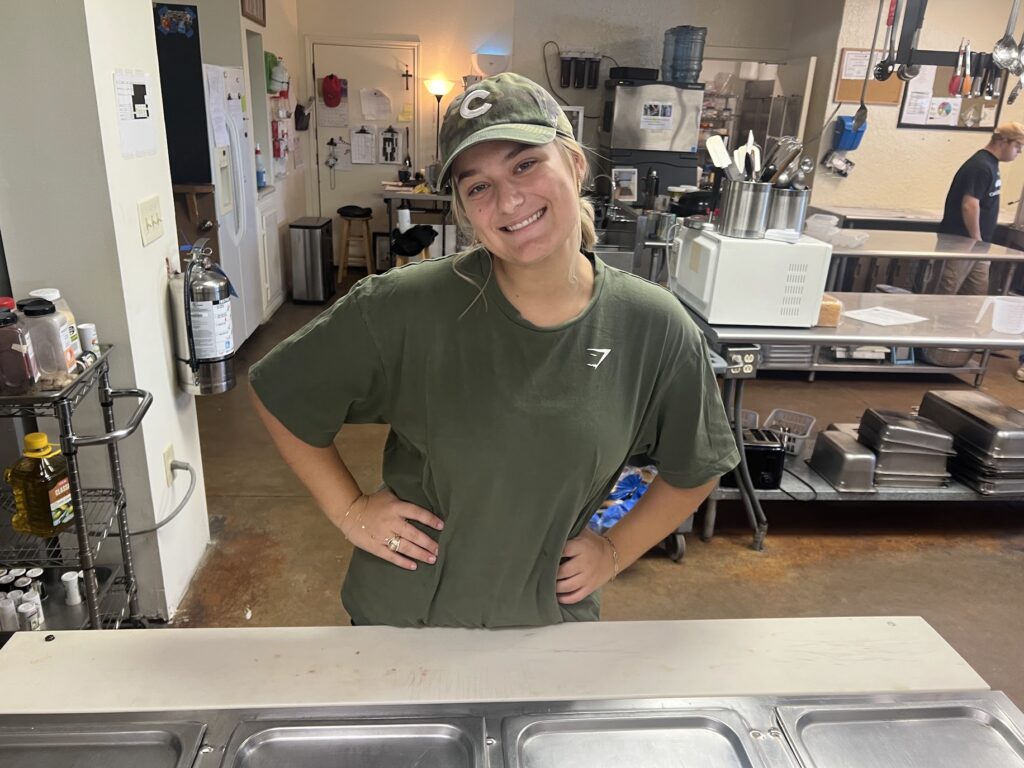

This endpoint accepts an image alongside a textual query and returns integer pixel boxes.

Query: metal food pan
[0,722,206,768]
[225,719,483,768]
[776,697,1024,768]
[503,710,768,768]
[954,475,1024,496]
[872,451,950,476]
[920,390,1024,459]
[873,471,951,488]
[857,424,955,456]
[859,409,955,453]
[808,431,876,493]
[955,440,1024,470]
[950,458,1024,481]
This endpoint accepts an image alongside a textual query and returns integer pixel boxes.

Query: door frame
[303,36,421,220]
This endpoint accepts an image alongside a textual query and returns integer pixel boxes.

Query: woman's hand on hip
[556,528,616,604]
[340,489,444,570]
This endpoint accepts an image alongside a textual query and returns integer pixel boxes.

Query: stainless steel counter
[689,292,1024,349]
[829,230,1024,260]
[824,230,1024,293]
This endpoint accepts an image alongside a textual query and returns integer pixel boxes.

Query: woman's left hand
[556,528,616,604]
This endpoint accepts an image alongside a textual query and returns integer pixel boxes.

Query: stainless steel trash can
[289,217,334,303]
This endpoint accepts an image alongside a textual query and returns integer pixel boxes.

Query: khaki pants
[937,259,990,295]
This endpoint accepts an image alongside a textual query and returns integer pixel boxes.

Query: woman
[250,73,738,628]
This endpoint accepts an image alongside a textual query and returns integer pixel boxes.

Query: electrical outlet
[163,445,175,486]
[722,345,760,379]
[138,194,164,246]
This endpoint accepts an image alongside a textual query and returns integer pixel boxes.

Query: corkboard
[833,48,905,105]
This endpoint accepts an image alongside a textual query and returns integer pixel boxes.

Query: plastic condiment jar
[16,298,75,388]
[29,289,82,357]
[0,309,38,395]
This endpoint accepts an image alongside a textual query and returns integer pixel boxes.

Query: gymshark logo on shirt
[586,348,611,369]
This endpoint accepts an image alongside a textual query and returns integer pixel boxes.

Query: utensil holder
[718,180,772,239]
[767,187,811,234]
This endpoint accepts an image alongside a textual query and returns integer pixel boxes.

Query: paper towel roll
[397,207,412,233]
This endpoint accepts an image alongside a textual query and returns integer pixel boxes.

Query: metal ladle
[993,0,1023,70]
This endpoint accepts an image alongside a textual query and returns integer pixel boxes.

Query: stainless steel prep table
[825,230,1024,295]
[684,292,1024,546]
[382,190,453,265]
[691,292,1024,387]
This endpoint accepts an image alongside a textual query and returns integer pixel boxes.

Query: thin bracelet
[340,494,366,537]
[601,533,620,578]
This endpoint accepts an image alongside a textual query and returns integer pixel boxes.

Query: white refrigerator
[203,64,262,350]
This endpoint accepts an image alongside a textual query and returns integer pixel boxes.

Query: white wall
[0,0,210,617]
[788,0,845,164]
[511,0,800,147]
[813,0,1024,209]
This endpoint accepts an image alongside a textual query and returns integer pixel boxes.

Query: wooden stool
[336,205,374,281]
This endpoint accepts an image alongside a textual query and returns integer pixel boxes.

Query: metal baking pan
[919,390,1024,459]
[872,450,950,476]
[808,431,876,493]
[776,694,1024,768]
[503,709,769,768]
[858,409,955,453]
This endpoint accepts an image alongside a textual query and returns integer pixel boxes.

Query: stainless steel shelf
[713,454,986,503]
[758,360,985,375]
[0,489,124,568]
[0,347,113,419]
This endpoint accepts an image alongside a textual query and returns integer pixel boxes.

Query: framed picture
[241,0,266,26]
[373,232,392,271]
[561,106,585,142]
[611,167,638,203]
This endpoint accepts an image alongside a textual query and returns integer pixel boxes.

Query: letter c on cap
[460,89,492,119]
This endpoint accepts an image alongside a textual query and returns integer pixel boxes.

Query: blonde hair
[994,122,1024,144]
[450,134,598,317]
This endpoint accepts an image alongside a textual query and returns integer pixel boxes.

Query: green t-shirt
[250,249,739,628]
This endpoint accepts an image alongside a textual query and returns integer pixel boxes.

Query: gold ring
[386,535,402,553]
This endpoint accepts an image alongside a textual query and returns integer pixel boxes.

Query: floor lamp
[425,79,455,162]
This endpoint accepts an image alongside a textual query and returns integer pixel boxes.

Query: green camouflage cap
[438,72,575,191]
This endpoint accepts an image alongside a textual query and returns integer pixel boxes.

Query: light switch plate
[138,194,163,246]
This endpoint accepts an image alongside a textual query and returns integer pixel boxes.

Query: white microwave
[668,229,832,328]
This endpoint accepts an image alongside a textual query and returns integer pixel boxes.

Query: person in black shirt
[937,122,1024,295]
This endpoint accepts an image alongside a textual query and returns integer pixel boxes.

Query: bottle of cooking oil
[5,432,74,537]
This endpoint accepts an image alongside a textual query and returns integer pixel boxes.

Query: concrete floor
[178,270,1024,706]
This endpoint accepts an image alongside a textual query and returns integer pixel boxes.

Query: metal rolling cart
[0,346,151,629]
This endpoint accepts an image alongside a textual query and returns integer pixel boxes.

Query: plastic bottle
[0,309,39,395]
[29,289,82,357]
[16,298,75,388]
[5,431,74,538]
[255,144,267,188]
